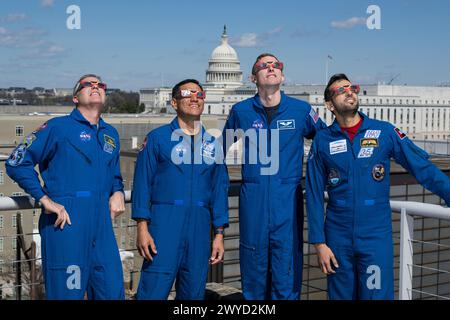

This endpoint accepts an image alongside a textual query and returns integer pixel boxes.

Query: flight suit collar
[70,108,107,129]
[329,111,371,136]
[170,116,206,137]
[252,91,288,114]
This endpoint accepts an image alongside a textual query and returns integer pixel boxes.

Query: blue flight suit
[6,108,125,300]
[306,113,450,300]
[132,117,229,300]
[223,92,325,300]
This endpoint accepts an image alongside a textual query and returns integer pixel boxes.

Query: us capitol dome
[205,25,243,88]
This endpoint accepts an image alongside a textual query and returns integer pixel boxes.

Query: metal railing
[0,190,449,300]
[394,201,450,300]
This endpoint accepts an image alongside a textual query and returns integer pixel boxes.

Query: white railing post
[399,207,414,300]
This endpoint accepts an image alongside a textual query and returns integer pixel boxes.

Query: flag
[327,55,333,60]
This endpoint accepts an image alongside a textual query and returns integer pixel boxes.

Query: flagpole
[325,57,329,85]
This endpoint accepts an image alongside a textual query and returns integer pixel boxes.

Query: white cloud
[19,44,66,59]
[231,27,283,48]
[5,13,27,23]
[0,27,47,48]
[267,26,283,36]
[232,33,260,48]
[47,45,65,54]
[41,0,55,7]
[331,17,366,29]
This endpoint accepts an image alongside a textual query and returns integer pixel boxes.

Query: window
[0,170,4,185]
[15,125,24,137]
[0,237,3,252]
[0,215,3,229]
[120,236,126,249]
[12,192,23,196]
[0,259,3,273]
[12,214,16,228]
[121,217,127,227]
[12,237,17,250]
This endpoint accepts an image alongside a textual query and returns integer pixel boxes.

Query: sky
[1,0,450,91]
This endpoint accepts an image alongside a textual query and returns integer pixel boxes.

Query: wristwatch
[214,228,225,236]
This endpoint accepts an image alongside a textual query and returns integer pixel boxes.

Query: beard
[334,100,359,117]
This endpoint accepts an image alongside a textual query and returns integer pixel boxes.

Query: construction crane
[388,74,400,85]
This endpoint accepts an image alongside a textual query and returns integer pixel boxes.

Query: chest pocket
[65,138,93,164]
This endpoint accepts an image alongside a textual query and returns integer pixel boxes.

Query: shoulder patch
[140,136,148,152]
[7,144,27,167]
[32,122,48,134]
[22,133,37,147]
[394,127,407,140]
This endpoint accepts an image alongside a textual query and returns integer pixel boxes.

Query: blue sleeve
[390,126,450,206]
[211,146,230,228]
[131,133,158,222]
[111,135,124,195]
[305,139,328,244]
[302,105,326,140]
[5,122,56,201]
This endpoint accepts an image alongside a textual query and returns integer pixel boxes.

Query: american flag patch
[394,127,407,140]
[140,136,148,151]
[309,108,319,124]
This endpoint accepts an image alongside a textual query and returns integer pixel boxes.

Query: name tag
[329,139,347,155]
[277,119,295,130]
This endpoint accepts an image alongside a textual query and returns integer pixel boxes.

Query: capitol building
[139,27,450,142]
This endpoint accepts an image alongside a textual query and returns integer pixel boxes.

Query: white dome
[210,36,239,62]
[206,26,243,88]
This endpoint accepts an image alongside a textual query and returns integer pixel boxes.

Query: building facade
[140,28,450,142]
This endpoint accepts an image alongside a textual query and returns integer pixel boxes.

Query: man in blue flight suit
[132,79,229,300]
[223,53,326,300]
[306,73,450,300]
[6,74,126,300]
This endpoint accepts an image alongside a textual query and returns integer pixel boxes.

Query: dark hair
[324,73,350,102]
[172,79,203,99]
[73,73,102,97]
[251,53,281,75]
